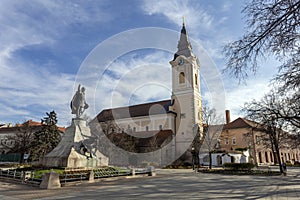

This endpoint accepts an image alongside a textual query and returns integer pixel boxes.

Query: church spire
[173,19,194,60]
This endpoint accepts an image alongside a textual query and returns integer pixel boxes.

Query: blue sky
[0,0,277,126]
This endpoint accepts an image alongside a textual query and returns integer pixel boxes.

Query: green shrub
[223,163,255,171]
[235,147,248,152]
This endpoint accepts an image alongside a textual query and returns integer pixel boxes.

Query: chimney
[225,110,230,124]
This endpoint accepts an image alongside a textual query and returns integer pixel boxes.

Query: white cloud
[0,0,111,57]
[141,0,238,68]
[0,0,112,126]
[142,0,214,33]
[0,0,281,127]
[141,0,280,123]
[90,51,172,117]
[0,60,75,126]
[224,79,273,121]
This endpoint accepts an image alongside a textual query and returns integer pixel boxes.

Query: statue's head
[81,87,85,92]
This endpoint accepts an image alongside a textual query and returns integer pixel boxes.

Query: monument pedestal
[41,119,108,168]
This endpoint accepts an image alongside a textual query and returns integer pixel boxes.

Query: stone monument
[41,84,109,168]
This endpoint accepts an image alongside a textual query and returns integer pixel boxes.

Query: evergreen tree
[31,111,62,161]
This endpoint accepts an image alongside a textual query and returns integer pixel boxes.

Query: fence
[0,169,42,185]
[0,153,21,163]
[0,167,153,187]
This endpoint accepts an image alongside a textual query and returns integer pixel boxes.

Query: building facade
[218,116,300,165]
[92,23,203,166]
[0,120,65,162]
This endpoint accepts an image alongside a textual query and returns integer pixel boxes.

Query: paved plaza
[1,169,300,200]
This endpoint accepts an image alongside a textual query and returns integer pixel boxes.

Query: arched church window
[179,72,185,84]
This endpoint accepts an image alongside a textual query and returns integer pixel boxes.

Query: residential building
[218,112,300,165]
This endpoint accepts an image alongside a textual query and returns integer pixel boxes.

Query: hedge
[223,163,255,171]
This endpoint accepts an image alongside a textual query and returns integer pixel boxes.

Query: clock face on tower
[178,58,184,65]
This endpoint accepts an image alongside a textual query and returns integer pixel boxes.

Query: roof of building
[0,120,66,133]
[16,120,41,127]
[173,23,194,60]
[223,117,260,130]
[95,99,174,122]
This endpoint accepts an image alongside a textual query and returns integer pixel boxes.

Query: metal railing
[0,169,42,185]
[0,167,153,187]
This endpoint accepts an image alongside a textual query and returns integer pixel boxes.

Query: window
[159,125,163,130]
[179,72,185,84]
[256,135,261,144]
[265,152,269,163]
[232,137,236,145]
[258,152,263,163]
[242,133,249,143]
[146,126,149,131]
[225,138,229,145]
[133,127,136,132]
[270,153,274,162]
[180,113,186,118]
[195,74,198,85]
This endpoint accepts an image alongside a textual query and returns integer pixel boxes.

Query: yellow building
[219,115,300,165]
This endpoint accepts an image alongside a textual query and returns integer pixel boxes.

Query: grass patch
[33,169,64,178]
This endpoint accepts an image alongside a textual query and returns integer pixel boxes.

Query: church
[91,22,203,166]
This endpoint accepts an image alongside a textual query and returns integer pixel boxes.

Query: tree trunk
[270,140,278,164]
[274,143,284,174]
[19,153,25,164]
[209,151,212,169]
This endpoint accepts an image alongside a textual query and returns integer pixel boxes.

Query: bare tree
[224,0,300,147]
[275,56,300,92]
[201,105,223,169]
[1,121,36,163]
[243,92,291,174]
[224,0,300,81]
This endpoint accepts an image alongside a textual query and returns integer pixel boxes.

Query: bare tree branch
[224,0,300,81]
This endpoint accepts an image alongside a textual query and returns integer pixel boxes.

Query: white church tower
[169,21,202,158]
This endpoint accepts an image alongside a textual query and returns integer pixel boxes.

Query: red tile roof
[16,120,41,127]
[223,117,260,130]
[96,100,173,122]
[0,120,66,133]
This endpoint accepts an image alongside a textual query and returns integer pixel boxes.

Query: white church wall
[112,113,176,135]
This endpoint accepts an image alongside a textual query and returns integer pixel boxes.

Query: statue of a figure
[70,84,89,118]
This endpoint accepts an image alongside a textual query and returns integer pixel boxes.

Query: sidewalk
[1,169,300,199]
